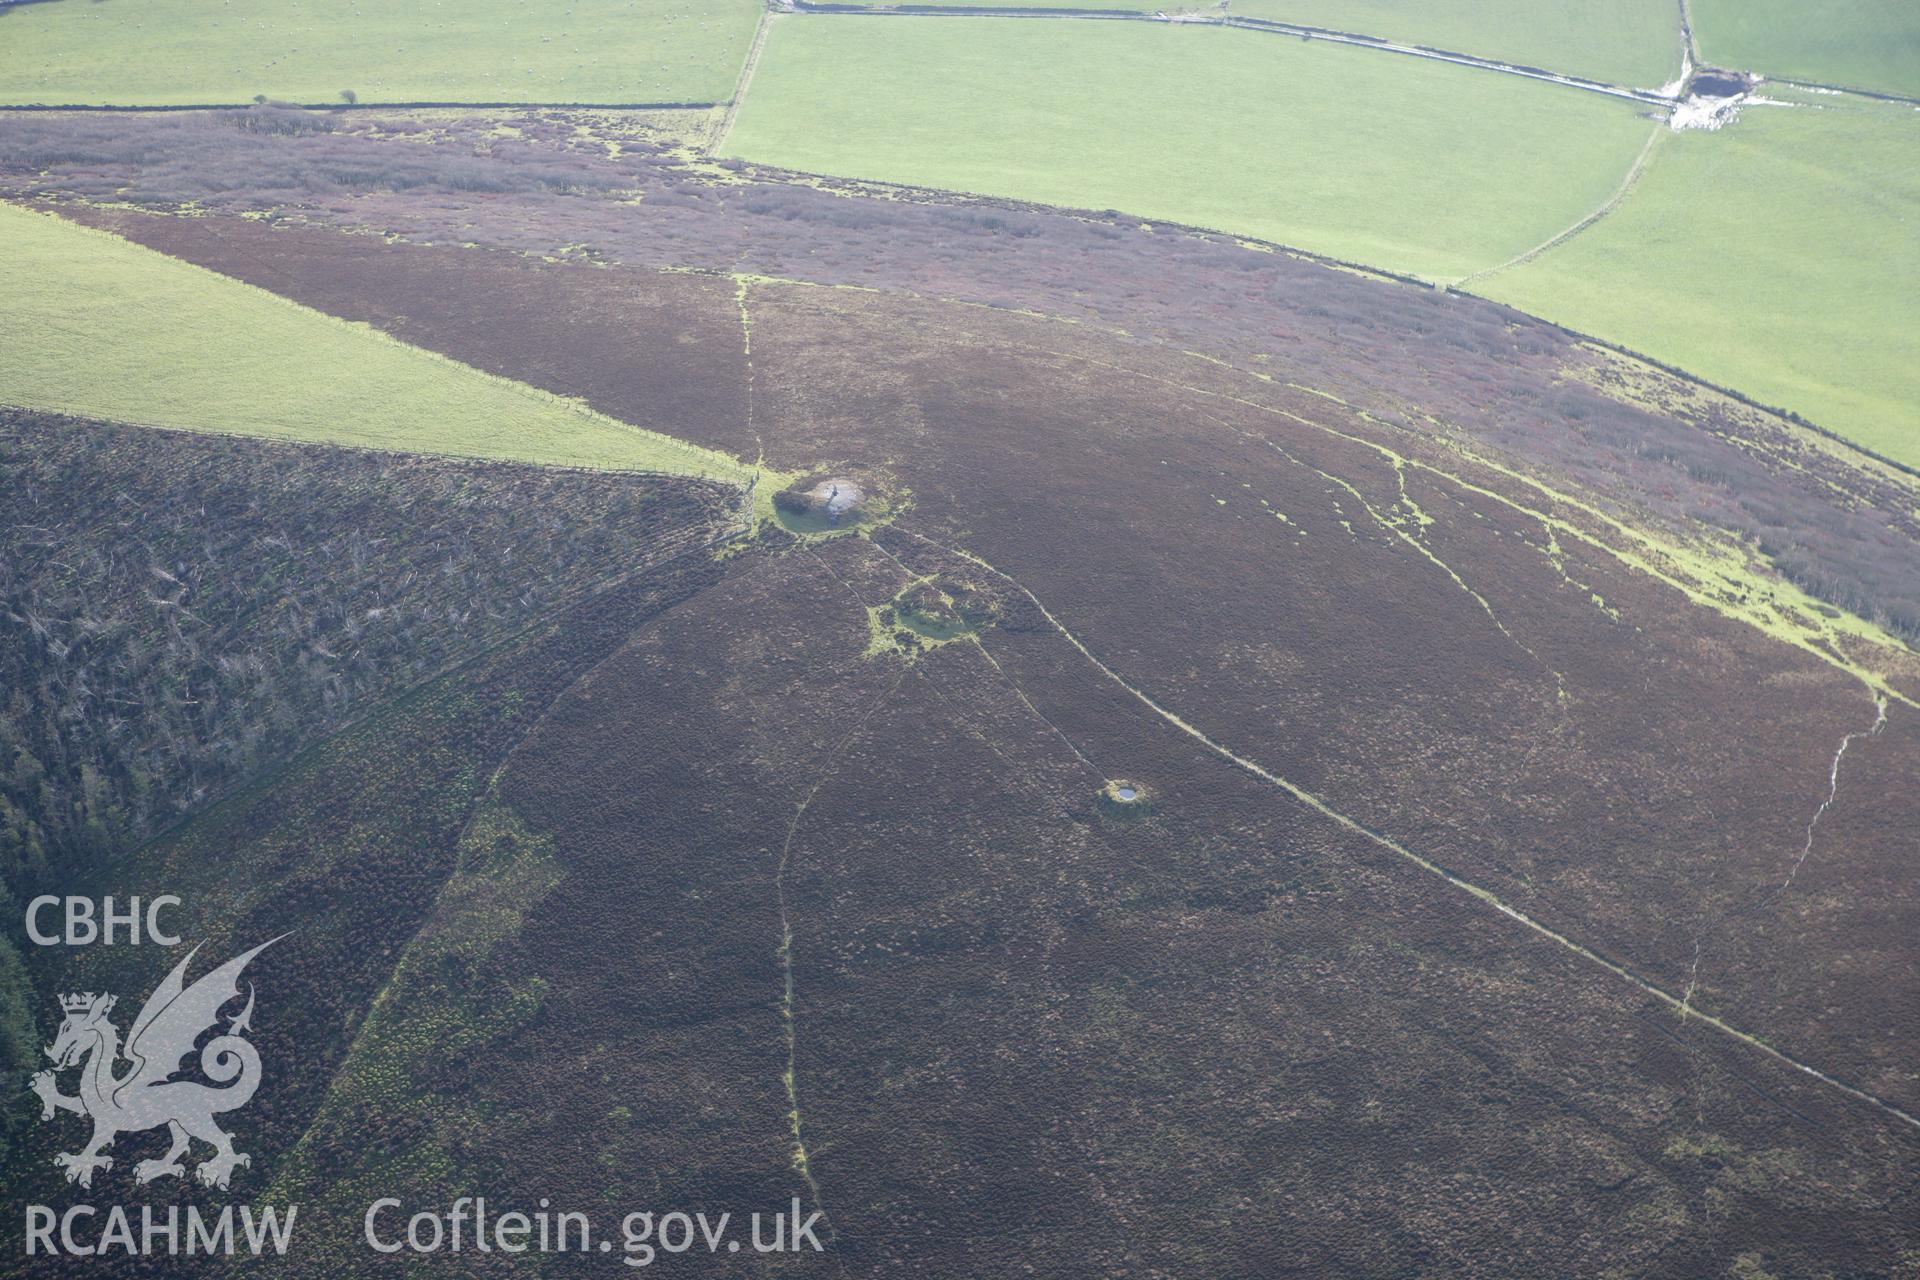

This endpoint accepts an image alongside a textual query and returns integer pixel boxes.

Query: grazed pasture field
[1481,92,1920,467]
[721,17,1656,282]
[0,202,753,480]
[0,0,763,106]
[815,0,1682,87]
[1691,0,1920,97]
[722,15,1918,464]
[47,215,761,464]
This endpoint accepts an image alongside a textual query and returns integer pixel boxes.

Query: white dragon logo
[31,939,279,1190]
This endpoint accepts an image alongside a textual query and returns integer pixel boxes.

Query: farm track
[772,655,910,1235]
[1447,0,1680,290]
[1452,120,1668,289]
[785,1,1675,105]
[713,10,778,158]
[896,525,1920,1133]
[1673,692,1890,1060]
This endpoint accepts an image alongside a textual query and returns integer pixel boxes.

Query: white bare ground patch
[1669,93,1745,131]
[1655,52,1694,100]
[1679,937,1704,1019]
[1779,696,1888,894]
[1668,68,1778,130]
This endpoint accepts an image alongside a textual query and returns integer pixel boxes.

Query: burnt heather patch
[0,410,736,877]
[13,537,737,1273]
[0,412,738,1176]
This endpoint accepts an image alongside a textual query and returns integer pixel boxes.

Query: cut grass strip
[0,202,754,483]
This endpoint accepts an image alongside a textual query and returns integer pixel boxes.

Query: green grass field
[1232,0,1679,86]
[1480,92,1920,467]
[722,17,1655,283]
[815,0,1680,88]
[0,203,754,481]
[1691,0,1920,98]
[0,0,762,106]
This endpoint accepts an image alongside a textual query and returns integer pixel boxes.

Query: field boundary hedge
[784,1,1671,103]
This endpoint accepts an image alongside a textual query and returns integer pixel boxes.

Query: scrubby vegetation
[45,110,1904,649]
[1,54,1915,1272]
[0,410,735,887]
[0,104,638,204]
[0,412,736,1168]
[715,14,1911,469]
[15,519,734,1225]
